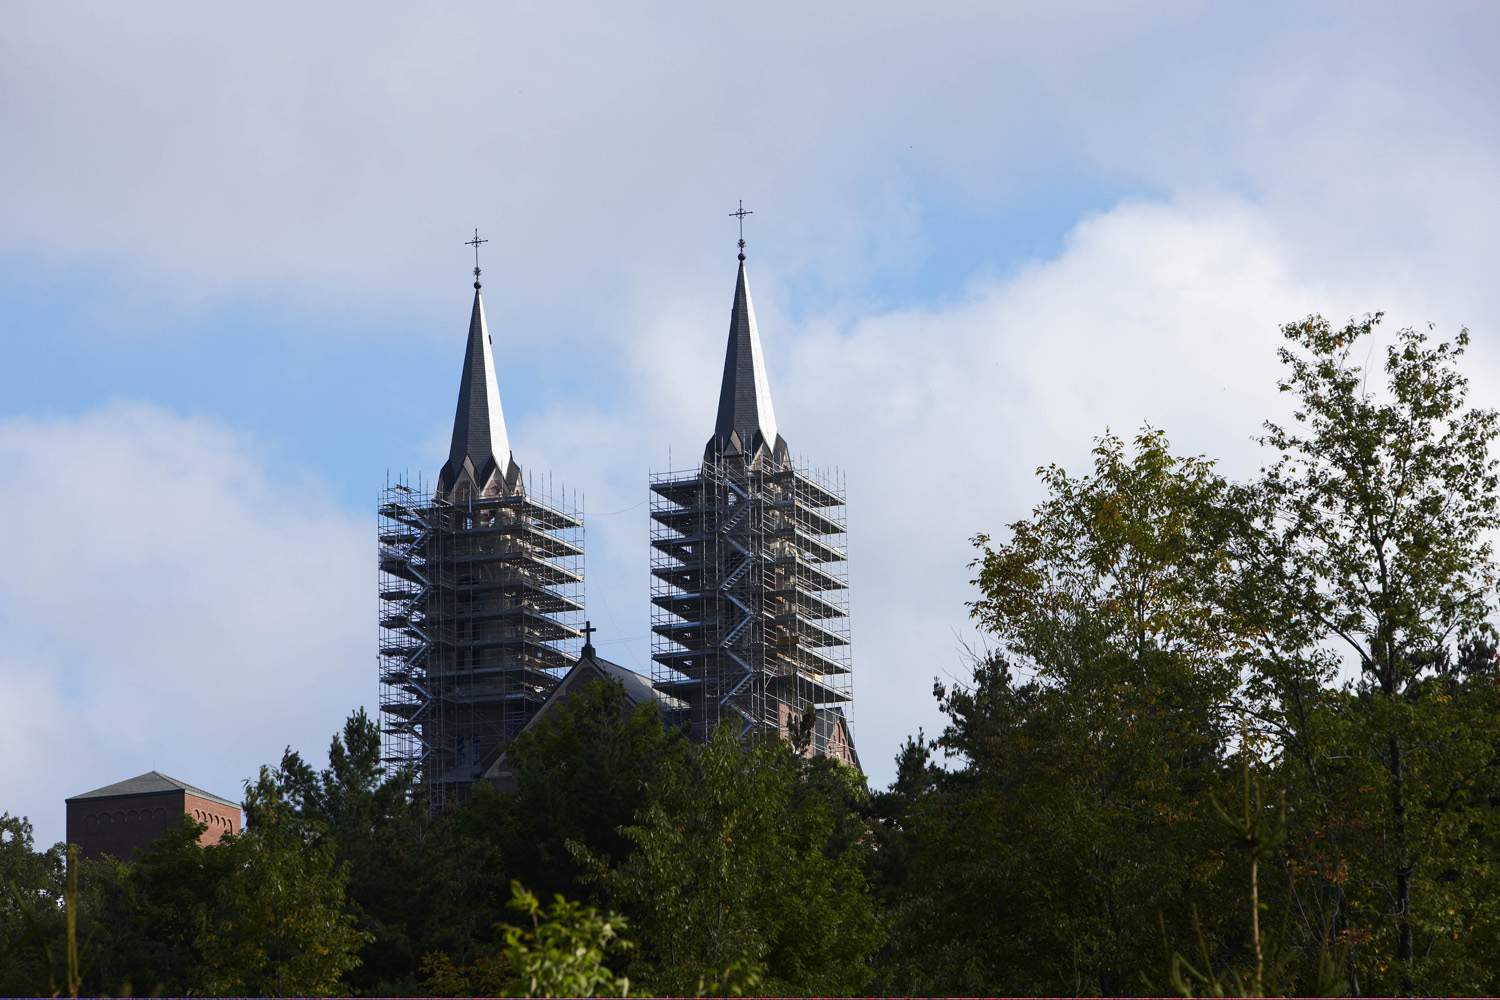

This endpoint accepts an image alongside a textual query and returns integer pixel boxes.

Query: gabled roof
[578,646,658,706]
[480,643,675,784]
[705,260,788,463]
[526,643,666,726]
[438,287,518,496]
[67,771,239,809]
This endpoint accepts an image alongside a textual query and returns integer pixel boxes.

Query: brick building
[66,771,241,860]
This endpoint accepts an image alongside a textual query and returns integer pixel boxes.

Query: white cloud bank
[2,2,1496,338]
[0,405,371,847]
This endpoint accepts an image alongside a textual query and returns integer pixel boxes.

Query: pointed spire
[438,285,518,497]
[705,257,788,463]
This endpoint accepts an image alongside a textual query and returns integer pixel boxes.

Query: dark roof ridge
[67,770,240,810]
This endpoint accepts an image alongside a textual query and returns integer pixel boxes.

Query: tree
[877,430,1254,994]
[0,814,64,996]
[593,725,881,995]
[1242,315,1500,993]
[270,708,445,992]
[77,816,236,995]
[486,677,688,899]
[422,881,633,998]
[195,768,371,995]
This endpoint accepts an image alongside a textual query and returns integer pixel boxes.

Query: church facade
[377,248,585,809]
[648,241,857,767]
[378,220,858,806]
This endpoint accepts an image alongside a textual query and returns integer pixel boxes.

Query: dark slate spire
[438,287,518,496]
[705,259,788,463]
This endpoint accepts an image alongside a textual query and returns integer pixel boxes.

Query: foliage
[501,880,632,997]
[592,724,881,995]
[873,315,1500,996]
[0,814,65,996]
[266,707,449,992]
[874,430,1249,994]
[1238,315,1500,994]
[489,677,689,899]
[1165,754,1346,998]
[194,768,372,995]
[419,881,632,997]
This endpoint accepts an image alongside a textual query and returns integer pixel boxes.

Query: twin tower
[377,233,855,807]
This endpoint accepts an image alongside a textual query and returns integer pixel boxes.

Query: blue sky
[3,2,1498,847]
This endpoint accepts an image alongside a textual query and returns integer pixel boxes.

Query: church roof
[706,259,788,462]
[438,287,516,494]
[67,771,239,809]
[480,640,674,784]
[581,647,661,707]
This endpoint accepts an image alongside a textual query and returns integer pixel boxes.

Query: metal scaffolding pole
[378,477,584,809]
[649,452,856,766]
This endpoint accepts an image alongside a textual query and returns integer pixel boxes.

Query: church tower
[378,235,584,809]
[648,219,857,767]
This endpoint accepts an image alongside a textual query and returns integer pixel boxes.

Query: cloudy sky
[3,2,1498,846]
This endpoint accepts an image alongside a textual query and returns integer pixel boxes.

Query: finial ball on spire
[729,200,753,261]
[466,228,489,289]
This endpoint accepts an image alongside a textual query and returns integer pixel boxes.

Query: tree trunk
[1388,732,1413,993]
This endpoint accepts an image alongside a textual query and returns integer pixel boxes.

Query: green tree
[1241,315,1500,993]
[195,768,371,995]
[423,881,633,998]
[485,677,688,899]
[0,814,64,996]
[877,430,1253,994]
[593,725,881,995]
[270,707,449,992]
[77,816,237,995]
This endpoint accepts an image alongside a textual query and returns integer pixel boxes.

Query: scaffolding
[649,453,856,766]
[378,475,583,810]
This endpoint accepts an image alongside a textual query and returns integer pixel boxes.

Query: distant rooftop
[66,770,240,810]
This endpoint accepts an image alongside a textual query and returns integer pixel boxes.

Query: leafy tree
[269,707,450,992]
[1241,315,1500,993]
[0,814,63,995]
[1165,752,1348,998]
[593,725,881,995]
[423,881,633,997]
[195,768,371,995]
[879,430,1248,994]
[77,816,237,995]
[484,678,688,899]
[401,683,685,992]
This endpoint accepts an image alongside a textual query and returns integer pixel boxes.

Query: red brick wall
[67,791,243,859]
[183,792,241,845]
[67,791,183,860]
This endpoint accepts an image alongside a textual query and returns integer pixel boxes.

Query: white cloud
[0,405,371,847]
[3,3,1495,336]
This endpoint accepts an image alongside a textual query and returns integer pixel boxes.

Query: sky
[3,2,1499,847]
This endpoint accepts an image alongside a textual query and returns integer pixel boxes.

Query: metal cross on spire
[729,200,753,261]
[581,619,596,654]
[466,228,488,289]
